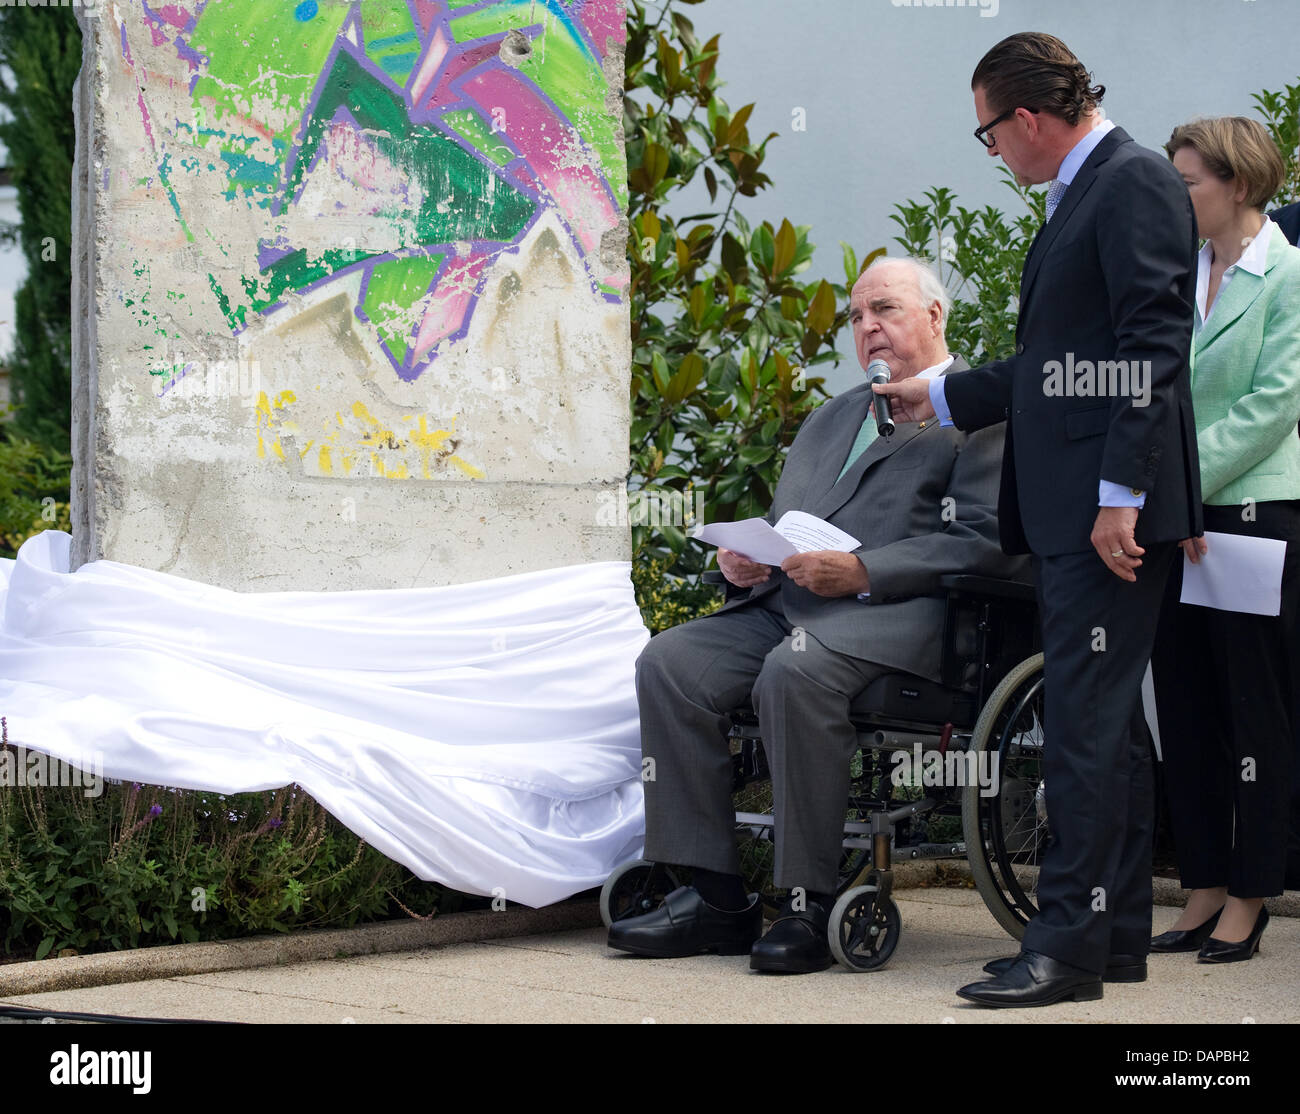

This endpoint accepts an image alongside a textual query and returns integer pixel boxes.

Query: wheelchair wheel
[961,652,1048,939]
[599,860,687,929]
[828,885,900,971]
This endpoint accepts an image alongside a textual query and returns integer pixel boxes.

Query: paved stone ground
[3,890,1295,1024]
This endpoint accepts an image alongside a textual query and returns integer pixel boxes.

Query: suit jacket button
[1015,342,1025,355]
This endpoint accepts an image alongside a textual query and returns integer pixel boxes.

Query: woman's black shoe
[1149,906,1223,952]
[1198,906,1269,964]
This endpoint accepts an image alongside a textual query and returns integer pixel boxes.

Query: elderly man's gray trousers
[636,593,886,893]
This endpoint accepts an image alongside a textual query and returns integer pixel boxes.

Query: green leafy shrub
[0,431,72,558]
[0,721,458,959]
[1252,80,1299,205]
[889,169,1045,368]
[624,0,880,629]
[632,552,722,635]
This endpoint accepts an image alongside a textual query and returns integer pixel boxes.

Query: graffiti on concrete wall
[114,0,625,480]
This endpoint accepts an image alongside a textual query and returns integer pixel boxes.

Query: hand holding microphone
[870,364,938,425]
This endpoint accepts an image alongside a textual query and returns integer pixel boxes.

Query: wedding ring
[1110,550,1124,558]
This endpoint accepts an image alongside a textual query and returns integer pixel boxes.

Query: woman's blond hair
[1166,116,1285,211]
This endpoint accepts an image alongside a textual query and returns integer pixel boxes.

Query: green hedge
[0,723,467,960]
[0,431,71,559]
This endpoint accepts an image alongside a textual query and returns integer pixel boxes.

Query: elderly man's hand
[871,376,936,424]
[718,547,772,588]
[781,550,870,597]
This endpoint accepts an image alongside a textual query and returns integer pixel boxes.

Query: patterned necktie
[1045,178,1068,222]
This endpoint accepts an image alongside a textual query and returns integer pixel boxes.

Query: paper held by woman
[1180,531,1286,616]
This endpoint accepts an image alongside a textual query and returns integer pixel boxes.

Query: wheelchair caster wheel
[829,885,901,971]
[599,859,686,929]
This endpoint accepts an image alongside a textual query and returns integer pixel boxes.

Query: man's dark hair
[972,32,1105,127]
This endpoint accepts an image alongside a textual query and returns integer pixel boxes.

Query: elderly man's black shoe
[982,952,1146,983]
[606,885,762,958]
[957,950,1102,1007]
[749,897,833,974]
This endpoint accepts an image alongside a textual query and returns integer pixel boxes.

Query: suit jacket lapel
[812,420,930,521]
[1021,220,1048,275]
[1195,271,1264,357]
[809,358,968,521]
[798,387,870,515]
[1194,223,1283,357]
[1019,127,1130,320]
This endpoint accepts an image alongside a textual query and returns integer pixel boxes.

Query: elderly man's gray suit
[637,358,1026,892]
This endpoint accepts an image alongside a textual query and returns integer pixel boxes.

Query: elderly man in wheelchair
[605,257,1039,974]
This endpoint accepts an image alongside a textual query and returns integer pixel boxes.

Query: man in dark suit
[1270,201,1300,246]
[877,33,1202,1006]
[607,257,1026,973]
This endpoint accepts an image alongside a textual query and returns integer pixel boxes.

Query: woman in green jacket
[1150,116,1300,962]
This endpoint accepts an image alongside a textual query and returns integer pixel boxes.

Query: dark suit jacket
[1271,202,1300,247]
[718,358,1028,681]
[944,127,1203,556]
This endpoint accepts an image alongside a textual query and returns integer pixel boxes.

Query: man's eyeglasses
[973,107,1037,148]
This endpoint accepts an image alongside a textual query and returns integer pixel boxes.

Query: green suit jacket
[1192,219,1300,505]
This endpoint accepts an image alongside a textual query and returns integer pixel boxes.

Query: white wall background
[1,4,1298,399]
[672,0,1300,392]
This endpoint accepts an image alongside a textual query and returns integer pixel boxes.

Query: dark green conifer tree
[0,6,80,450]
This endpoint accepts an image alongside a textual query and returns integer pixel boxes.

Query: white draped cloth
[0,532,650,907]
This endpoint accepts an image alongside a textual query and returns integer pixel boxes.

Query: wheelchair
[601,574,1050,971]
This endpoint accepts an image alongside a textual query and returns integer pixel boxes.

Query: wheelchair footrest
[891,842,967,860]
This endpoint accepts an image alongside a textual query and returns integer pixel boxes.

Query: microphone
[868,359,895,437]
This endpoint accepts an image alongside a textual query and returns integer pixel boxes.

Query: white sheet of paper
[1179,530,1286,616]
[692,518,799,565]
[692,511,860,566]
[772,510,862,554]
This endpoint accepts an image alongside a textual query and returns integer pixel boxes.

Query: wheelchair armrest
[938,574,1041,698]
[938,574,1036,605]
